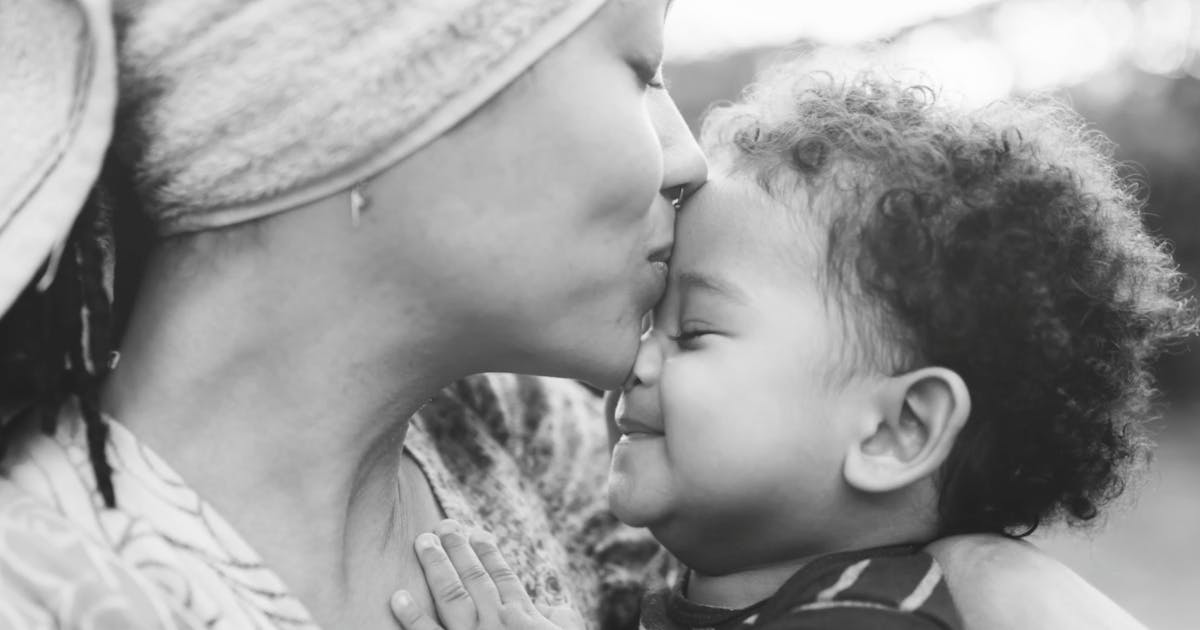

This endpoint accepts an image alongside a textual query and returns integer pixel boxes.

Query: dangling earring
[350,181,370,227]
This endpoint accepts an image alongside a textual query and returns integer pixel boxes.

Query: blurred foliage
[1071,70,1200,404]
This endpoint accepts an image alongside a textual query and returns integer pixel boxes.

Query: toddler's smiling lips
[616,416,664,437]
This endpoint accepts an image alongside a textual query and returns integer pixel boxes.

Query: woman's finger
[415,532,477,630]
[391,591,445,630]
[469,529,532,610]
[435,520,503,622]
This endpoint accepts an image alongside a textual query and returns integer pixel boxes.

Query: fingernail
[392,590,413,609]
[416,532,441,550]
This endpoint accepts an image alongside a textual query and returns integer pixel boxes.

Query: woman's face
[369,0,708,389]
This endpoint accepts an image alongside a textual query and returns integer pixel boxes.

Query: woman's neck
[101,234,465,611]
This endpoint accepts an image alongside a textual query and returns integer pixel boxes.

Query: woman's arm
[926,535,1147,630]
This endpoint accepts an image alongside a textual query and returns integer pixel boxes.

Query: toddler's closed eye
[669,328,716,350]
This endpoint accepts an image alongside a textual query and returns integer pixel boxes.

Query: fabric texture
[639,545,963,630]
[0,374,665,630]
[110,0,611,235]
[0,0,116,314]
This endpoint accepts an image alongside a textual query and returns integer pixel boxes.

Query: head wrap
[113,0,612,235]
[0,0,117,315]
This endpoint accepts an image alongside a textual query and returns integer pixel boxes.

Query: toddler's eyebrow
[676,270,749,305]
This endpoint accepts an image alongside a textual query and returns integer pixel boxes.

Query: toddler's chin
[606,473,661,528]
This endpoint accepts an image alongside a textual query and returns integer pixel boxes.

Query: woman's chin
[508,327,637,388]
[568,338,641,391]
[575,369,626,392]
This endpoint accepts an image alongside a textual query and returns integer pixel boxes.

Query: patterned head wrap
[113,0,612,234]
[0,0,116,314]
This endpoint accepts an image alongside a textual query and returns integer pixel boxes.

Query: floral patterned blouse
[0,374,669,629]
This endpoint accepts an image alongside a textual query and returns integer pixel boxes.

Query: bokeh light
[667,0,1200,103]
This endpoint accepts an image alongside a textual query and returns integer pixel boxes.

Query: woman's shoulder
[0,479,182,628]
[1,412,320,629]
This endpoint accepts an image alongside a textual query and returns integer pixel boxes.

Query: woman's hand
[391,519,585,630]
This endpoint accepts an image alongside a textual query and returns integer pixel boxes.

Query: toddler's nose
[625,327,666,390]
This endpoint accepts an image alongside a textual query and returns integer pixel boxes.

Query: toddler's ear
[843,367,970,493]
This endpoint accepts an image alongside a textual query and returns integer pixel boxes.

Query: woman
[0,0,1149,629]
[3,0,702,627]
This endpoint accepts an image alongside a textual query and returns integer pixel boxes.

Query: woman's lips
[648,240,673,280]
[638,242,672,308]
[648,240,674,266]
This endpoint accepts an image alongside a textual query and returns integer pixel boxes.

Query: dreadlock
[0,160,144,508]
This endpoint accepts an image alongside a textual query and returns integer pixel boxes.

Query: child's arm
[392,519,586,630]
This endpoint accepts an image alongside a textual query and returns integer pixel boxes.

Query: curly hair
[701,65,1198,537]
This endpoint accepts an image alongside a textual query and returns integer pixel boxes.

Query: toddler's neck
[686,558,812,609]
[685,534,936,610]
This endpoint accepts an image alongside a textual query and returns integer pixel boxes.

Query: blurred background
[663,1,1199,627]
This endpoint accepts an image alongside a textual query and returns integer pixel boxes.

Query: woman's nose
[654,94,709,201]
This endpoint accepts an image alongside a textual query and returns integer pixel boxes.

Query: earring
[672,186,686,211]
[350,181,369,227]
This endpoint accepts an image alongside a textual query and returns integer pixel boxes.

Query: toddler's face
[607,176,877,573]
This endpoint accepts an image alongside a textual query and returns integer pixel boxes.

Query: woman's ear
[843,367,970,494]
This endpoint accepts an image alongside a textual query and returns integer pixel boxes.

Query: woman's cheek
[587,104,665,222]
